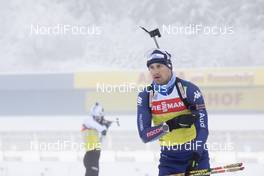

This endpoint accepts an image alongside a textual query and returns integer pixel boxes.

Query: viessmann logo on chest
[151,98,186,114]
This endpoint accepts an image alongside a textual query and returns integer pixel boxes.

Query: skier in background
[81,102,112,176]
[137,49,210,175]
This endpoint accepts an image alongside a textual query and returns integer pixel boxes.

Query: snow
[0,114,263,132]
[0,114,263,175]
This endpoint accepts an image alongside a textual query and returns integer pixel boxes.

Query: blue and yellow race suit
[137,74,210,175]
[81,117,106,151]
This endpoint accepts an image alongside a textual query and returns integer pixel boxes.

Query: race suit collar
[153,73,176,95]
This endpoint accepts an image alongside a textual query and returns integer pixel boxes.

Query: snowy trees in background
[0,0,263,72]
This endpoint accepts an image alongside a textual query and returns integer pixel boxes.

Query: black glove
[99,119,112,129]
[186,152,201,173]
[104,121,112,128]
[101,130,107,136]
[165,114,197,131]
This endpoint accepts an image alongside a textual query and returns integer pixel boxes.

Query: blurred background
[0,0,264,175]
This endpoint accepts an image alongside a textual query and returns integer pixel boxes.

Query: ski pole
[110,118,120,126]
[188,166,245,176]
[169,162,244,176]
[189,162,243,174]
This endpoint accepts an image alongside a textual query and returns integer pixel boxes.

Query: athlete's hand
[101,130,107,136]
[187,152,200,172]
[165,114,197,131]
[104,121,112,128]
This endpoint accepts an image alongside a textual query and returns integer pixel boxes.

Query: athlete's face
[148,63,172,85]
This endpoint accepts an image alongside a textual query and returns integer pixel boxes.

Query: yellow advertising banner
[85,87,264,113]
[74,67,264,88]
[75,67,264,112]
[85,91,137,113]
[202,87,264,112]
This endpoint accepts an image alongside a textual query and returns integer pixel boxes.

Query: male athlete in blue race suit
[137,49,210,175]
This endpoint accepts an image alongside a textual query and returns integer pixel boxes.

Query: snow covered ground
[0,114,263,176]
[0,158,263,176]
[0,114,263,132]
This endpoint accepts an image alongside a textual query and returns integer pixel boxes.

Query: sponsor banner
[202,87,264,111]
[85,87,264,113]
[74,71,146,89]
[74,67,264,88]
[85,91,137,113]
[177,67,264,87]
